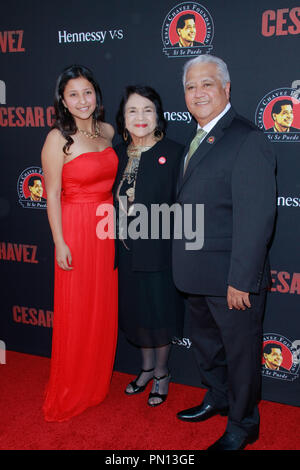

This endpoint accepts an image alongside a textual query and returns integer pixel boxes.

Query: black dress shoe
[148,372,171,407]
[206,431,258,451]
[125,368,154,395]
[177,403,228,422]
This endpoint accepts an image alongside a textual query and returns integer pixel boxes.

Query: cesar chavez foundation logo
[255,82,300,142]
[162,2,214,58]
[17,167,47,209]
[262,334,300,382]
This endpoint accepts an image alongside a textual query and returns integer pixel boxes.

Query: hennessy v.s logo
[108,30,123,39]
[0,31,25,53]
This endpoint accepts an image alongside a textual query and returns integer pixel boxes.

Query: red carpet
[0,351,299,450]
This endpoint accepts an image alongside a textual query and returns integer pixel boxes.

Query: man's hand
[227,285,251,310]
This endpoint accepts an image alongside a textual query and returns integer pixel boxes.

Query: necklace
[127,144,152,158]
[116,144,153,207]
[117,143,154,250]
[78,124,101,139]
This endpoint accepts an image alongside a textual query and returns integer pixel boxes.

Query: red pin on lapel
[158,156,166,164]
[207,136,215,144]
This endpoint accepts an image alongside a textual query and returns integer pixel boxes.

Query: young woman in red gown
[41,65,118,422]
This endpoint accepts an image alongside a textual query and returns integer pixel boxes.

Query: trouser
[187,290,266,437]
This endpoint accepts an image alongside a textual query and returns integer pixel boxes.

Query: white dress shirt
[184,103,231,169]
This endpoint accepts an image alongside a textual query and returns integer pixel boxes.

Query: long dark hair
[52,65,104,154]
[116,85,167,144]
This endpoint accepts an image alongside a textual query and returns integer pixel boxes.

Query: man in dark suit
[172,55,276,450]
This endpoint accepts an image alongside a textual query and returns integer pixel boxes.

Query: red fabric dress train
[43,149,118,422]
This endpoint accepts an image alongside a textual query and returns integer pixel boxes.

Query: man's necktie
[183,128,207,175]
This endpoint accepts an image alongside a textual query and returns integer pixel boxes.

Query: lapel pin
[158,156,166,165]
[207,136,215,144]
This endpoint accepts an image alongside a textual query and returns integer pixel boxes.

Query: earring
[154,127,163,142]
[60,97,68,114]
[123,129,129,142]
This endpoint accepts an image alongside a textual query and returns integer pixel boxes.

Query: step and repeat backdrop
[0,0,299,406]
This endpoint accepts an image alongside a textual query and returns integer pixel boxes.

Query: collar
[198,102,231,133]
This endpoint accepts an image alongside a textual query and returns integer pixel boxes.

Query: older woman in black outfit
[114,85,184,406]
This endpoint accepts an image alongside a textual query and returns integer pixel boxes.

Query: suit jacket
[113,137,184,271]
[172,107,277,296]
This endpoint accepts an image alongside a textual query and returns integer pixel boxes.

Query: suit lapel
[177,107,236,195]
[177,128,196,192]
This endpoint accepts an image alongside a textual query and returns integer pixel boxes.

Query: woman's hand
[56,242,73,270]
[42,129,72,271]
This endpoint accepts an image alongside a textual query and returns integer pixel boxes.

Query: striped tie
[184,128,207,175]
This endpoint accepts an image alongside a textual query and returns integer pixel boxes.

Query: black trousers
[187,290,267,437]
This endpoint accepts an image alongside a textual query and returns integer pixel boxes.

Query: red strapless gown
[43,149,118,422]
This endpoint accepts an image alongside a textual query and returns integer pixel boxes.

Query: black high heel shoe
[125,368,154,395]
[148,372,171,407]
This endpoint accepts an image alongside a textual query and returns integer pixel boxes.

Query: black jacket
[113,137,183,271]
[172,107,277,296]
